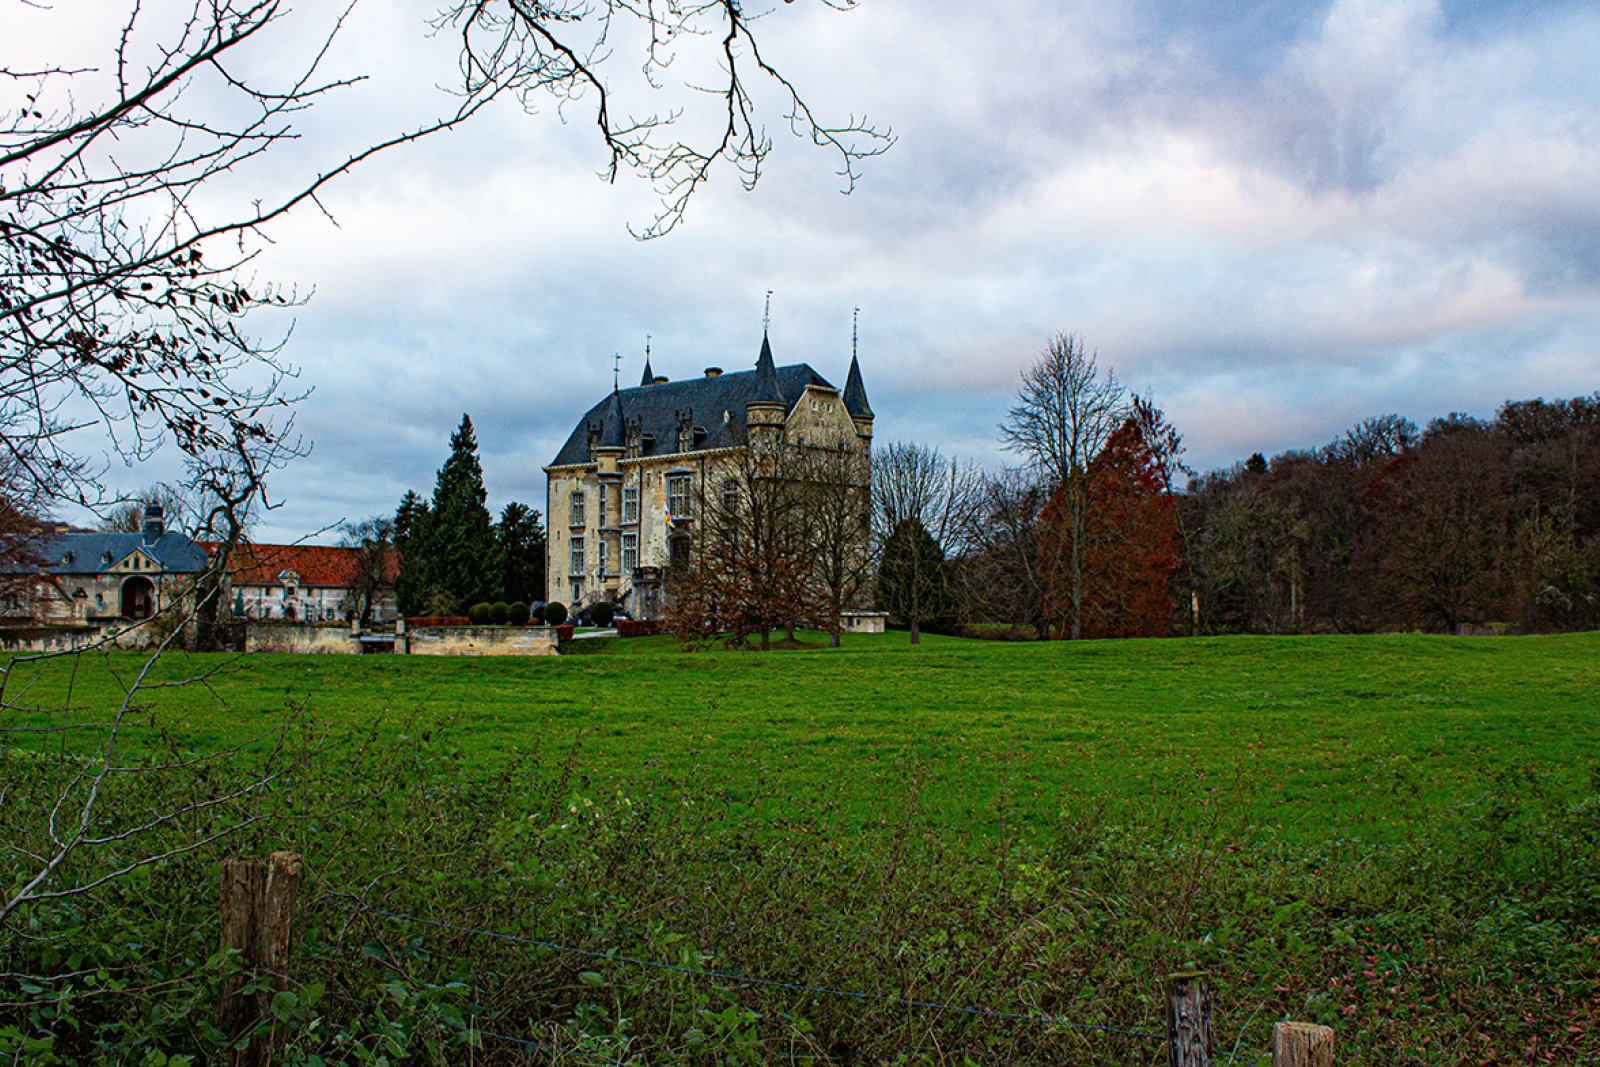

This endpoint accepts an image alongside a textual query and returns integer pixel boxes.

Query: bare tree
[95,484,190,534]
[794,441,873,647]
[667,441,812,650]
[960,467,1053,637]
[339,515,398,625]
[999,334,1128,639]
[872,441,979,644]
[446,1,894,238]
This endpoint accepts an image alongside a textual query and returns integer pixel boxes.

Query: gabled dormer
[108,548,162,574]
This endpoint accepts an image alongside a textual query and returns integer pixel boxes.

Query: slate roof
[2,530,208,575]
[549,361,837,468]
[843,354,872,419]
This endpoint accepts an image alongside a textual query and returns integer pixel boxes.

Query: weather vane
[852,307,860,360]
[764,290,773,333]
[612,351,621,390]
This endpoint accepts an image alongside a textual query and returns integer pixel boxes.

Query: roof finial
[612,351,621,391]
[640,335,656,387]
[764,290,773,333]
[852,307,860,362]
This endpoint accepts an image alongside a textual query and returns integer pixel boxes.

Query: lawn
[6,629,1596,845]
[3,631,1596,1064]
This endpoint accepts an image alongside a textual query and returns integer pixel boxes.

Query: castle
[544,333,873,619]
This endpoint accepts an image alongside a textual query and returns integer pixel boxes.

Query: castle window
[721,478,740,513]
[597,538,609,577]
[595,485,608,528]
[668,534,692,571]
[569,536,585,576]
[667,475,692,522]
[569,491,586,527]
[621,533,638,573]
[621,485,639,524]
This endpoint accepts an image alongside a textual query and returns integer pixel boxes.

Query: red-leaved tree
[1040,419,1178,638]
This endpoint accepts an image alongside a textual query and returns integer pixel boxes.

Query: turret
[842,352,873,445]
[593,387,626,474]
[745,333,786,443]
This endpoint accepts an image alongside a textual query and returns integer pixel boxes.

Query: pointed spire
[844,309,872,418]
[751,331,782,406]
[598,384,625,449]
[843,353,872,419]
[639,335,654,387]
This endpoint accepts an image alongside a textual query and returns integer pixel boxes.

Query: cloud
[22,1,1599,542]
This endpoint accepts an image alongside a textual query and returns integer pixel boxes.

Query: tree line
[876,335,1600,639]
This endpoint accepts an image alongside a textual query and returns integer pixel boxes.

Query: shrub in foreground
[2,732,1593,1066]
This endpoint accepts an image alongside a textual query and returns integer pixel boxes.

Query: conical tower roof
[639,356,655,387]
[750,332,783,405]
[842,353,872,419]
[598,387,625,449]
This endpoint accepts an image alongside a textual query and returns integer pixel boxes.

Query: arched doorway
[120,576,156,619]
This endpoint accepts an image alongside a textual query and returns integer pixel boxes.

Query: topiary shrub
[542,601,568,626]
[468,602,493,624]
[489,601,510,625]
[589,601,615,627]
[508,601,531,626]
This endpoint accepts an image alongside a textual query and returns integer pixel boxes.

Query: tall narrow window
[597,538,609,577]
[667,474,692,521]
[569,536,585,576]
[595,485,608,528]
[622,485,639,524]
[621,532,638,573]
[721,477,740,513]
[569,490,586,527]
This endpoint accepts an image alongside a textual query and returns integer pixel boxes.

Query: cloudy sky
[17,0,1600,541]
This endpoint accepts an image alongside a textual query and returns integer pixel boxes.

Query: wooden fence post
[1272,1022,1334,1067]
[1165,971,1212,1067]
[219,852,302,1067]
[219,856,265,1046]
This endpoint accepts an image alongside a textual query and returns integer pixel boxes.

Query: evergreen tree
[876,517,953,644]
[393,489,431,615]
[498,501,547,604]
[401,415,505,613]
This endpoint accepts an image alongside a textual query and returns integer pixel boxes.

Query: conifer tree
[393,489,431,615]
[877,517,954,644]
[398,416,504,613]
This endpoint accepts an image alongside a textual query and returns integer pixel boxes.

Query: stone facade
[0,507,207,649]
[204,541,399,624]
[544,334,873,619]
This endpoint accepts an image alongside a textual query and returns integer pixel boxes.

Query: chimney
[703,367,722,378]
[652,375,669,385]
[142,505,164,544]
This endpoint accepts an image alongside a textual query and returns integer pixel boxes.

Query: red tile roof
[198,542,398,588]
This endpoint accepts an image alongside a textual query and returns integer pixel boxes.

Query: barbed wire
[369,907,1167,1044]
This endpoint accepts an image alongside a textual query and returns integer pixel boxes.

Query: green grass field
[8,630,1596,845]
[4,632,1596,1064]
